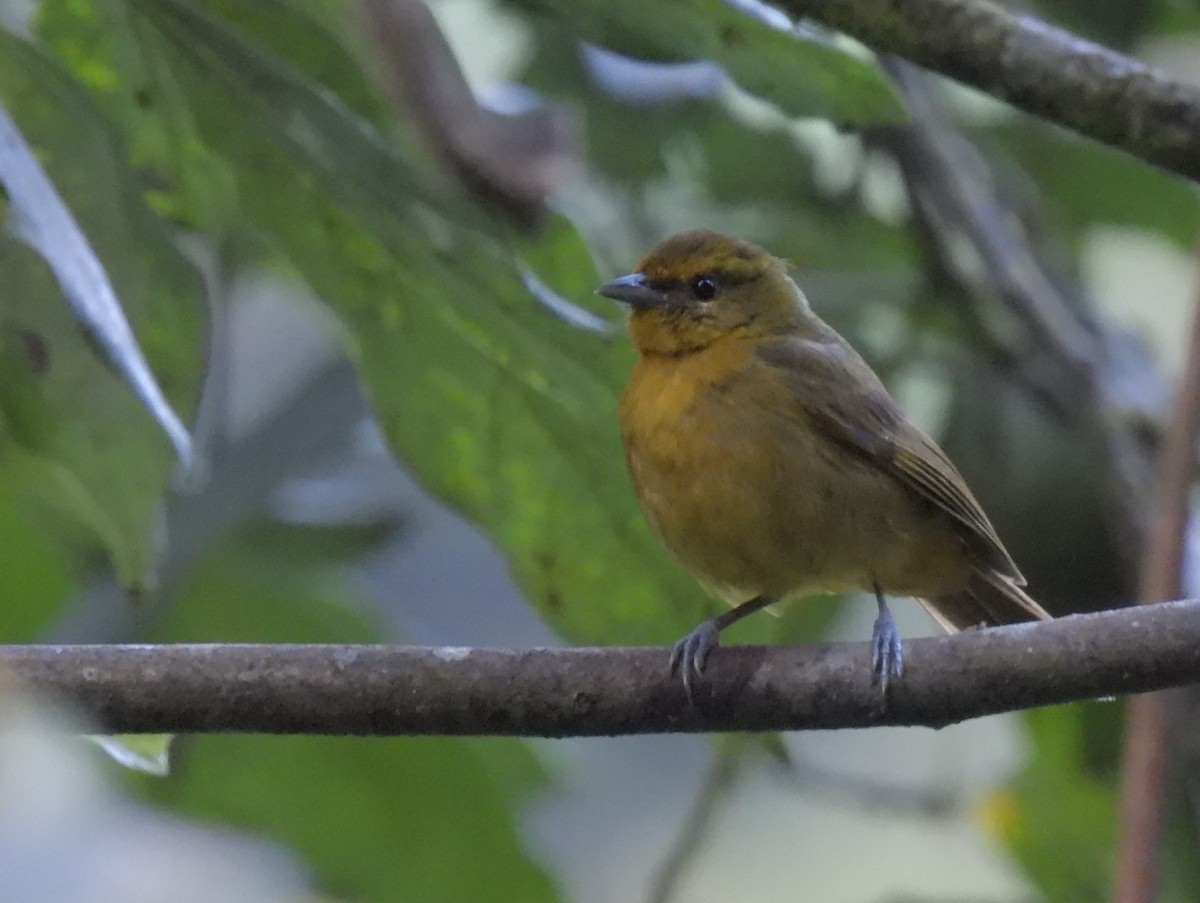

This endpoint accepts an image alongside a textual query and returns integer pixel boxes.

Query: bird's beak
[595,272,666,307]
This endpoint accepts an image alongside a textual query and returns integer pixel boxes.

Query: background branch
[4,600,1200,736]
[1112,238,1200,903]
[782,0,1200,182]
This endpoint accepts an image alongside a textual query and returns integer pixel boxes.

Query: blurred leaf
[0,487,77,640]
[521,36,700,184]
[1002,703,1200,901]
[136,0,496,234]
[200,0,391,122]
[997,705,1117,899]
[137,534,559,903]
[1153,0,1200,34]
[0,102,191,467]
[521,31,915,274]
[993,124,1200,251]
[0,33,205,588]
[514,213,613,333]
[510,0,904,125]
[87,733,173,775]
[149,734,559,903]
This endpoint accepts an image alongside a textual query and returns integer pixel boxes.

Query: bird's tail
[918,570,1051,633]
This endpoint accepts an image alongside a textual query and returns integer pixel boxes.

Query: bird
[596,230,1051,698]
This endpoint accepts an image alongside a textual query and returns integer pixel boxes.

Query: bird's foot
[670,620,720,701]
[871,607,904,696]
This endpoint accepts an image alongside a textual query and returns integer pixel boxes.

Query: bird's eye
[691,276,717,301]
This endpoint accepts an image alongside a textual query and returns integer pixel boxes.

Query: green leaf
[993,123,1200,250]
[145,734,559,903]
[87,733,173,775]
[0,486,77,639]
[195,0,391,122]
[0,33,205,588]
[0,102,191,466]
[511,0,904,125]
[520,29,915,272]
[996,705,1117,899]
[1002,703,1200,902]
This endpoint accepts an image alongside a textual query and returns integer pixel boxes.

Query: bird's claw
[670,620,719,701]
[871,608,904,696]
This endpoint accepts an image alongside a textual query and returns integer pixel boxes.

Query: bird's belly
[624,397,968,605]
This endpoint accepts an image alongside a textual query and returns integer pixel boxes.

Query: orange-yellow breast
[619,335,972,606]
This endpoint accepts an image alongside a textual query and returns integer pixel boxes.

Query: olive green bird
[598,230,1050,696]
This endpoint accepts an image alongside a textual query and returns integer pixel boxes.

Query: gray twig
[3,600,1200,736]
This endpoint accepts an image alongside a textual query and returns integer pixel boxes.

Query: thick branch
[3,601,1200,736]
[781,0,1200,182]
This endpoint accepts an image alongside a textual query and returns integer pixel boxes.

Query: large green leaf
[0,33,205,588]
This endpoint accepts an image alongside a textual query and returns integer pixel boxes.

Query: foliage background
[0,0,1198,900]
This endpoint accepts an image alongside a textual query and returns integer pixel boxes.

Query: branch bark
[4,600,1200,736]
[780,0,1200,182]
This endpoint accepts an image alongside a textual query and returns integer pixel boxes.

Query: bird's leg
[670,594,776,700]
[871,582,904,694]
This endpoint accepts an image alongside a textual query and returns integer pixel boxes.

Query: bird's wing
[757,335,1025,583]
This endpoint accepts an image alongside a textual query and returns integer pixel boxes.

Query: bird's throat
[627,308,734,357]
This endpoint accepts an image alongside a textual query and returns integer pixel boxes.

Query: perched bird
[597,230,1050,697]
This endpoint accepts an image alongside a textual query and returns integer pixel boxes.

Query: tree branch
[1112,237,1200,903]
[780,0,1200,182]
[3,600,1200,736]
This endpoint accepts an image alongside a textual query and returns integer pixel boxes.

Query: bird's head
[596,231,810,356]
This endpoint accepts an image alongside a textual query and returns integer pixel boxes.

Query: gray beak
[595,272,666,307]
